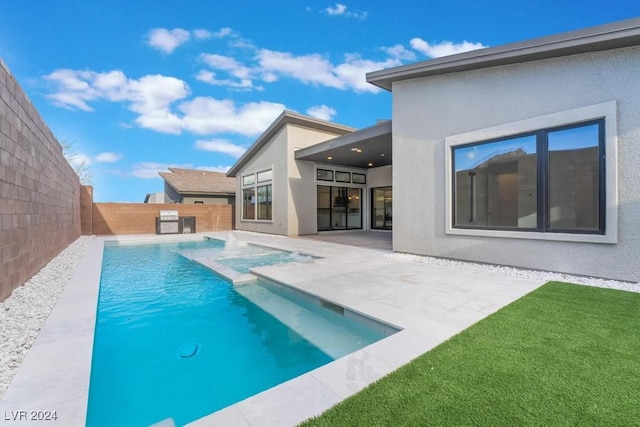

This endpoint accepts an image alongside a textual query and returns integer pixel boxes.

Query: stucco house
[227,111,393,236]
[160,167,236,205]
[228,17,640,282]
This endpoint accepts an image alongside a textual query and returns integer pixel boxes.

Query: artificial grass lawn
[302,281,640,426]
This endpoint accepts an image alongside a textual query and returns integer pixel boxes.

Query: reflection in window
[336,171,351,183]
[257,185,272,220]
[317,169,334,181]
[352,173,366,184]
[242,174,255,186]
[454,134,537,228]
[372,187,392,230]
[257,169,272,182]
[242,169,272,221]
[548,124,600,231]
[452,120,604,234]
[242,188,255,220]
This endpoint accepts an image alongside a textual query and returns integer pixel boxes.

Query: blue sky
[1,1,638,202]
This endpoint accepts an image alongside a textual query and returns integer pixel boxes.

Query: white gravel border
[389,252,640,293]
[0,236,93,397]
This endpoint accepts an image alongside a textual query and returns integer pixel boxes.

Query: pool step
[234,283,381,359]
[185,256,257,284]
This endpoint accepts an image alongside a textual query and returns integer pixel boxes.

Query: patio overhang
[295,120,392,169]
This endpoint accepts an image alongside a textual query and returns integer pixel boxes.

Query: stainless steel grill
[156,210,196,234]
[158,210,179,234]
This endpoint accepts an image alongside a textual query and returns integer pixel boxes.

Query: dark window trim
[256,184,272,220]
[335,171,351,183]
[451,119,605,235]
[317,169,334,182]
[352,173,367,184]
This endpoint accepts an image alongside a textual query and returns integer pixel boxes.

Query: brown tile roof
[159,167,236,195]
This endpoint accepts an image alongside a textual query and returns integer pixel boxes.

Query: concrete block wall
[80,185,93,235]
[91,203,233,235]
[0,59,81,301]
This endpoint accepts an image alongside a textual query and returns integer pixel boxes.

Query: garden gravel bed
[0,236,92,397]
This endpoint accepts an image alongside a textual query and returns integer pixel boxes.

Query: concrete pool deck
[0,231,543,426]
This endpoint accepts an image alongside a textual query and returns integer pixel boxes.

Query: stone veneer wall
[0,59,81,301]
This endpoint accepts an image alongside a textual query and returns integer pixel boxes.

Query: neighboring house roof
[159,168,236,196]
[367,17,640,91]
[227,110,356,177]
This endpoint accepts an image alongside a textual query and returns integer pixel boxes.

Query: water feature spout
[224,233,238,253]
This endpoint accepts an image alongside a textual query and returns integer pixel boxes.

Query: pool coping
[0,232,544,426]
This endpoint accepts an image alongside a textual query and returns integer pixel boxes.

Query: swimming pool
[86,239,395,426]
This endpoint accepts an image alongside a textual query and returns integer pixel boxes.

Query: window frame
[352,173,367,184]
[317,169,334,182]
[242,168,273,222]
[444,102,618,244]
[335,171,351,183]
[451,120,605,234]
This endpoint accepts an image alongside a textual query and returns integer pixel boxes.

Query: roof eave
[367,17,640,91]
[295,120,391,160]
[227,110,356,177]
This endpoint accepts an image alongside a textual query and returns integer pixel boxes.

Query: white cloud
[131,162,192,179]
[214,27,234,38]
[197,53,264,90]
[44,69,98,111]
[45,69,190,134]
[127,74,190,134]
[201,53,251,79]
[383,44,416,61]
[180,97,285,136]
[326,3,347,15]
[95,152,122,163]
[324,3,368,19]
[307,105,337,121]
[257,49,401,93]
[258,50,340,88]
[194,27,234,40]
[194,139,246,157]
[193,29,212,40]
[335,55,401,92]
[46,68,283,136]
[410,38,487,58]
[147,28,190,54]
[195,70,256,90]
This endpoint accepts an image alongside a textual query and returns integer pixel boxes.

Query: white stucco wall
[368,165,392,189]
[235,126,287,235]
[287,125,348,236]
[235,123,350,236]
[392,46,640,281]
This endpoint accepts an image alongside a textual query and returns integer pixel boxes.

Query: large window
[242,169,272,221]
[452,120,604,234]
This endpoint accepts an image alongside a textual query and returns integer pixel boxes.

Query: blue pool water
[86,239,393,426]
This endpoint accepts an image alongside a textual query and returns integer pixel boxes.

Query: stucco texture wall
[236,123,346,236]
[392,46,640,281]
[0,60,81,301]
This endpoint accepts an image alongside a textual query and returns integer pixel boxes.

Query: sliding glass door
[372,187,392,230]
[317,186,362,231]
